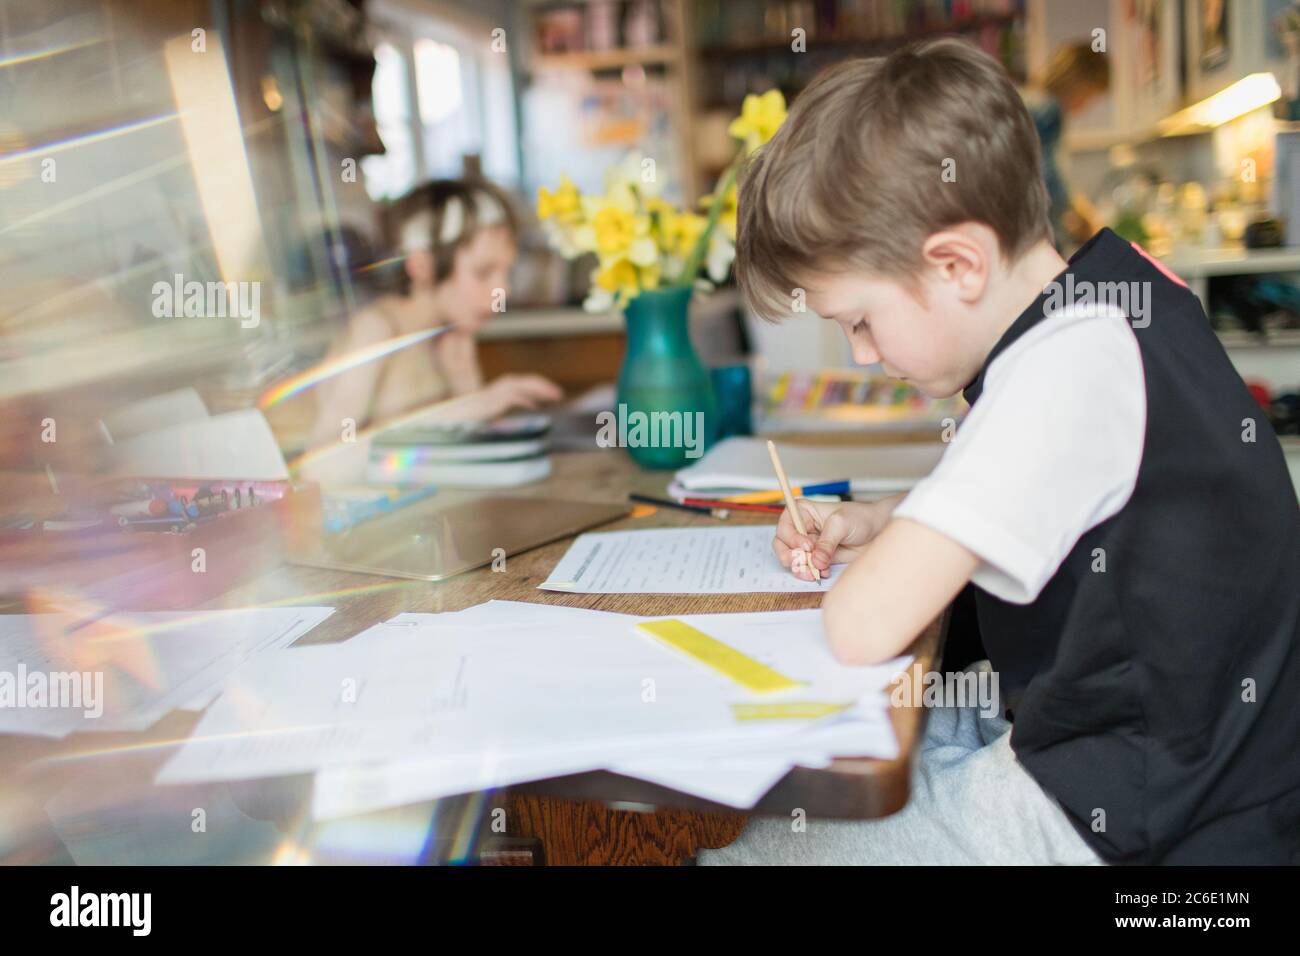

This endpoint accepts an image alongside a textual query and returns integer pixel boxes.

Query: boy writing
[701,39,1300,865]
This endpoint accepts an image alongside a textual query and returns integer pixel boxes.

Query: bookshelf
[684,1,1028,183]
[523,0,702,203]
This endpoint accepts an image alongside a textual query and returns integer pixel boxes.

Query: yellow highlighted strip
[731,701,851,721]
[637,619,803,694]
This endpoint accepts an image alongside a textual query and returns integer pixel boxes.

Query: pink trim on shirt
[1130,241,1189,289]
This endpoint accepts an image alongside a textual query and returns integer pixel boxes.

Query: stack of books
[366,414,553,488]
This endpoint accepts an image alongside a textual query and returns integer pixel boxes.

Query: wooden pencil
[766,440,821,583]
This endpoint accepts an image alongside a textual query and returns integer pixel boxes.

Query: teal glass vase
[616,286,719,469]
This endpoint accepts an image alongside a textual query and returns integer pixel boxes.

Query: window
[362,2,519,201]
[361,41,418,200]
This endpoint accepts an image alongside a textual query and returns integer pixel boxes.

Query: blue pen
[800,480,851,497]
[723,479,852,505]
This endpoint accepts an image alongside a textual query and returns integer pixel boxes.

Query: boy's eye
[851,319,868,335]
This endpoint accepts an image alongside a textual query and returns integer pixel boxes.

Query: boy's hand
[773,499,897,581]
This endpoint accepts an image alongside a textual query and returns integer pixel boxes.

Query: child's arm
[306,309,389,451]
[435,328,485,395]
[434,327,564,412]
[775,495,974,663]
[820,518,977,666]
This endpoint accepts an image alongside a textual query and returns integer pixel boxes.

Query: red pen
[681,497,785,514]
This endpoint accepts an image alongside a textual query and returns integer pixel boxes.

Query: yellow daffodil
[644,197,704,264]
[628,236,659,268]
[640,259,662,291]
[595,257,639,296]
[698,181,738,242]
[645,196,674,223]
[719,181,738,241]
[587,255,662,311]
[540,90,781,301]
[536,174,581,224]
[591,204,638,255]
[671,211,708,260]
[728,90,787,152]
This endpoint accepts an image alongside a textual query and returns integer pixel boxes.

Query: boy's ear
[920,224,992,303]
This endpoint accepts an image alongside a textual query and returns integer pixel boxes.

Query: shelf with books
[524,0,701,204]
[533,43,680,71]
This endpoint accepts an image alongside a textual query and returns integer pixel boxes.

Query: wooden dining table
[1,440,946,866]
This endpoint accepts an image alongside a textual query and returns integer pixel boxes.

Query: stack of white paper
[155,601,909,818]
[0,607,334,738]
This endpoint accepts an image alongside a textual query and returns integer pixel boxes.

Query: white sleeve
[892,309,1146,604]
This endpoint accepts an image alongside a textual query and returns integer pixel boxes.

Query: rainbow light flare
[257,326,450,409]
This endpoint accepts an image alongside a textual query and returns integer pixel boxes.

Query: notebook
[675,436,946,495]
[369,413,552,487]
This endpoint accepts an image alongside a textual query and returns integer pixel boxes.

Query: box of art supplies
[757,369,966,433]
[0,479,322,611]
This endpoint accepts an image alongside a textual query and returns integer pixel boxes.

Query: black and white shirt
[894,228,1300,864]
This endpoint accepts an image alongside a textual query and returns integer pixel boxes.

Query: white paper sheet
[0,607,334,738]
[158,619,813,786]
[363,600,639,638]
[309,696,902,817]
[303,606,908,817]
[538,525,844,594]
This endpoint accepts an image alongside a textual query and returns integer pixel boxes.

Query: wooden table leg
[503,793,747,866]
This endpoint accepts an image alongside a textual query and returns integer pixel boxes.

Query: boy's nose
[851,340,880,366]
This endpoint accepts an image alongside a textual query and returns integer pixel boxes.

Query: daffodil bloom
[628,236,659,268]
[698,182,738,242]
[595,256,639,294]
[645,198,704,264]
[536,174,581,224]
[671,211,708,260]
[728,89,787,152]
[640,260,662,291]
[541,88,781,302]
[591,204,638,255]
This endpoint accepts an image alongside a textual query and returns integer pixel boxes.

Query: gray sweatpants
[697,662,1105,865]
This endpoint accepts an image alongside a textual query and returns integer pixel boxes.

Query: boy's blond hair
[736,38,1051,321]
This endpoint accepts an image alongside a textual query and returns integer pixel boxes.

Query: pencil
[628,493,730,519]
[766,440,822,584]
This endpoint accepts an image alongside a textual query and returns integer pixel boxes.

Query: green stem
[677,161,738,286]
